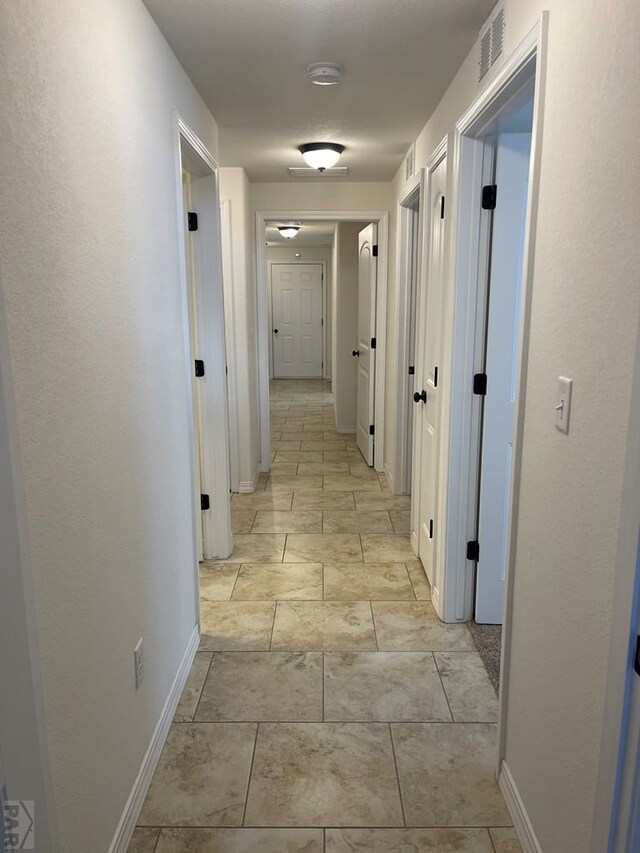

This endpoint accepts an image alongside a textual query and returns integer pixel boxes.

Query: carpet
[468,621,502,694]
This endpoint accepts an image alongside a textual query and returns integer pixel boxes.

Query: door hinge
[434,366,439,387]
[369,424,375,436]
[371,337,377,349]
[321,318,324,326]
[481,185,497,210]
[473,373,487,395]
[408,365,415,375]
[372,244,379,257]
[429,519,434,539]
[440,196,445,219]
[634,636,640,676]
[188,211,199,231]
[200,494,210,511]
[194,359,205,378]
[467,540,480,561]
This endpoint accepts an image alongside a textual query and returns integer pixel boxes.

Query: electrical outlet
[134,638,144,689]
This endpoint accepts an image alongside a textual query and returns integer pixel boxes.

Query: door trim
[174,114,233,570]
[256,210,389,473]
[435,16,548,780]
[393,169,424,495]
[267,260,326,379]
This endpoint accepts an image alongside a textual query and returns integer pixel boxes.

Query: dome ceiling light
[278,225,300,239]
[298,143,345,172]
[307,62,343,86]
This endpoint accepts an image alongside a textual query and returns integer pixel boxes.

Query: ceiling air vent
[478,3,506,82]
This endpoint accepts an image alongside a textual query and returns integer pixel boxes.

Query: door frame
[267,260,327,380]
[174,114,233,571]
[392,170,424,495]
[433,15,548,777]
[256,210,389,473]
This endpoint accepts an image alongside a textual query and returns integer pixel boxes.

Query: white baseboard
[336,425,356,434]
[108,625,200,853]
[499,760,542,853]
[238,465,261,493]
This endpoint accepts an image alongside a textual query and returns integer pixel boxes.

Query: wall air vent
[404,143,416,182]
[478,2,506,82]
[288,167,348,178]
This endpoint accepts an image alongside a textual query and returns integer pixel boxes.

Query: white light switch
[555,376,573,434]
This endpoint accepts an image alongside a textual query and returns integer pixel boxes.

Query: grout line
[388,723,408,827]
[150,829,161,853]
[268,601,278,651]
[241,723,260,827]
[488,828,499,852]
[191,651,216,721]
[432,652,455,722]
[228,563,243,600]
[322,651,325,722]
[370,601,379,651]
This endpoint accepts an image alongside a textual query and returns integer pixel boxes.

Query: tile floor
[130,379,520,853]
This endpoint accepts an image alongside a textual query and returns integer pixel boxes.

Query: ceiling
[143,0,494,182]
[266,221,335,247]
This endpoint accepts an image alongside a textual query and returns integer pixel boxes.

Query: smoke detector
[307,62,342,85]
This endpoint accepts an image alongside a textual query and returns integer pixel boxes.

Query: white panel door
[475,133,532,623]
[357,224,378,464]
[412,157,446,583]
[272,264,323,378]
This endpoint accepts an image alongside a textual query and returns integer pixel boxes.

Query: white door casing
[357,224,378,464]
[271,263,323,378]
[475,132,532,624]
[412,157,447,583]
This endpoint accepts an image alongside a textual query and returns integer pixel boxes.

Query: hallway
[130,381,519,853]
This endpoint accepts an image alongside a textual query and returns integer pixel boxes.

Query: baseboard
[108,625,200,853]
[335,425,356,434]
[238,464,261,493]
[498,760,542,853]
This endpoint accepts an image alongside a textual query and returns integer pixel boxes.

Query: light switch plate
[555,376,573,434]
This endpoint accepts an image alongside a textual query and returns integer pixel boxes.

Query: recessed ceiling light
[278,226,300,239]
[307,62,342,85]
[299,143,345,171]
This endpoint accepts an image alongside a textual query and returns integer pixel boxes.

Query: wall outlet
[134,638,144,689]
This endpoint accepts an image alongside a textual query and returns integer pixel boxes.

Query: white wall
[220,167,261,488]
[0,1,220,850]
[266,245,333,380]
[332,224,368,431]
[387,1,640,849]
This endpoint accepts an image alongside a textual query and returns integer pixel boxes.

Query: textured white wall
[220,167,261,487]
[388,1,640,849]
[0,1,219,850]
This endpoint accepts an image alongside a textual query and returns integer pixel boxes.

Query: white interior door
[412,158,446,582]
[356,224,378,464]
[475,132,532,623]
[271,263,323,378]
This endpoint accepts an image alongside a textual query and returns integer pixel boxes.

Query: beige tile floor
[130,380,520,853]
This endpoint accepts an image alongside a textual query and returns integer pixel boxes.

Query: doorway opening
[176,118,233,565]
[256,211,390,475]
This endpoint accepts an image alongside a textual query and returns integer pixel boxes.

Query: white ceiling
[266,221,335,246]
[143,0,494,182]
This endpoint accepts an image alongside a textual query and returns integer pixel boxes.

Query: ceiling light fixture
[299,143,345,172]
[278,226,300,239]
[307,62,343,85]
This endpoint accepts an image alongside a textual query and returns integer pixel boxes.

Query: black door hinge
[188,211,199,231]
[473,373,487,395]
[467,540,480,561]
[434,366,439,387]
[372,244,379,257]
[429,519,434,539]
[440,196,445,219]
[200,494,210,511]
[369,424,375,436]
[371,337,377,349]
[194,359,205,378]
[634,636,640,676]
[481,185,497,210]
[408,365,415,375]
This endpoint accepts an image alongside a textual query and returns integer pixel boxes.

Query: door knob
[413,390,427,404]
[273,329,279,334]
[352,349,360,357]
